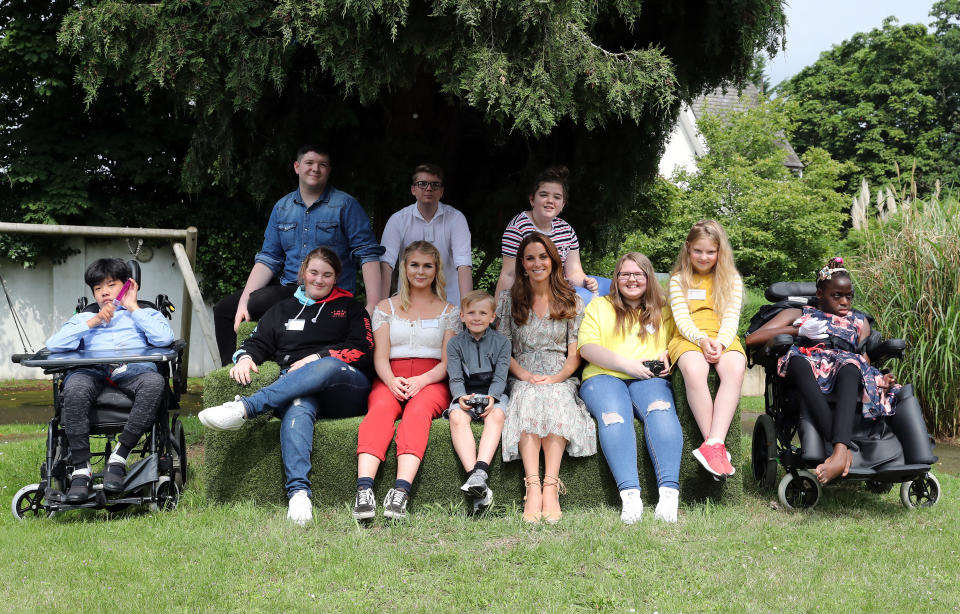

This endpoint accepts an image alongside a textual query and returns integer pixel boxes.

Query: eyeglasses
[412,181,443,190]
[617,271,647,280]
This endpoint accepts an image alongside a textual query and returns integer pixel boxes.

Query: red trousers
[357,358,451,460]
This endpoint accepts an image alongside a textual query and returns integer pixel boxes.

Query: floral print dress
[496,292,597,462]
[777,306,900,419]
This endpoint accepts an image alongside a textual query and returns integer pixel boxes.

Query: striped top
[668,273,743,349]
[500,211,580,262]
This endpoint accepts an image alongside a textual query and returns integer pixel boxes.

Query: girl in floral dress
[745,257,899,484]
[497,233,597,523]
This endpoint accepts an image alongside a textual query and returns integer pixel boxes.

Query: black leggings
[786,356,860,448]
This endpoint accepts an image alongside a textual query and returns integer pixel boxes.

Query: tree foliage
[607,97,850,288]
[3,1,787,300]
[778,8,960,193]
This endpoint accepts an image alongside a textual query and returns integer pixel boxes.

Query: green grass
[2,419,958,612]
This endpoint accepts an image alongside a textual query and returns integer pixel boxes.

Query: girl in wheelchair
[46,258,175,502]
[745,257,898,484]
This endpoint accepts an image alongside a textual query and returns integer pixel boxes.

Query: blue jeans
[240,357,371,498]
[574,275,612,306]
[580,375,682,491]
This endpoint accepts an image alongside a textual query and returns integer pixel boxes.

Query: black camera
[464,394,488,419]
[642,360,666,376]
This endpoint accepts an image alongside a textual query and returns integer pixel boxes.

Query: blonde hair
[670,220,740,316]
[606,252,664,340]
[397,241,446,309]
[460,290,496,311]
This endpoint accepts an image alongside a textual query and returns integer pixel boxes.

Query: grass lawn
[1,417,957,613]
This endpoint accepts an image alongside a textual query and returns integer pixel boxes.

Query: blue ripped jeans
[579,375,682,491]
[239,357,370,498]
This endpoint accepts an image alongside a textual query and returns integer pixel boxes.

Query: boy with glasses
[379,163,473,305]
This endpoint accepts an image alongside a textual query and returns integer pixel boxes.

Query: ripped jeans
[580,375,682,491]
[239,356,371,498]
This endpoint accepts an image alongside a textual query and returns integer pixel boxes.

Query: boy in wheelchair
[45,258,175,502]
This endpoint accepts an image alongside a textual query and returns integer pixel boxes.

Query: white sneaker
[471,487,493,514]
[287,490,313,526]
[619,488,643,525]
[654,487,679,523]
[198,396,247,431]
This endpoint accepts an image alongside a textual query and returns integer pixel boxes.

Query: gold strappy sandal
[541,475,567,524]
[522,475,542,523]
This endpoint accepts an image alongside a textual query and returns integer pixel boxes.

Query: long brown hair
[511,233,577,325]
[606,252,664,340]
[670,219,740,316]
[397,240,446,309]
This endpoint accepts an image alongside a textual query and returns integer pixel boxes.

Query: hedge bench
[202,322,742,509]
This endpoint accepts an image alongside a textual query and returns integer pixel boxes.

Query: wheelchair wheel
[148,476,180,513]
[752,414,777,490]
[170,416,188,487]
[777,470,821,510]
[900,473,940,509]
[11,484,55,520]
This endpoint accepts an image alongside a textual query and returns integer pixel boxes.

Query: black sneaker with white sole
[382,488,409,520]
[352,487,376,520]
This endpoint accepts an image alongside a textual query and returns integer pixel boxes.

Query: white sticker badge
[687,288,707,301]
[285,319,305,331]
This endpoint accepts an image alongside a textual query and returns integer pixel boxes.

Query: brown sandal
[541,475,567,524]
[522,475,542,523]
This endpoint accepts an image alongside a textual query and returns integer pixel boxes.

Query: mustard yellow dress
[667,273,744,364]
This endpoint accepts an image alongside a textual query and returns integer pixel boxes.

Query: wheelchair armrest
[11,353,27,364]
[867,338,905,364]
[764,333,796,357]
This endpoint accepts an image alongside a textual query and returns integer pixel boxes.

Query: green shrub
[847,195,960,438]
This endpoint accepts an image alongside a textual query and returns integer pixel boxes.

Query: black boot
[103,462,127,493]
[66,474,92,502]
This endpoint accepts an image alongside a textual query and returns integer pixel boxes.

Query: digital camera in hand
[642,360,665,376]
[465,394,488,419]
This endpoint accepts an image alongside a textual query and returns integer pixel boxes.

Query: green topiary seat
[202,324,742,509]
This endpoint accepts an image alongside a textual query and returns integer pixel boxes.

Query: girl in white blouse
[353,241,459,520]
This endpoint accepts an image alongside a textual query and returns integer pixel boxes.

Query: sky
[766,0,938,87]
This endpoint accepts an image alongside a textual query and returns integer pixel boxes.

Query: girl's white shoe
[654,487,679,523]
[619,488,643,524]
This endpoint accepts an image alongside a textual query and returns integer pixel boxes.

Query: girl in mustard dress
[667,220,746,479]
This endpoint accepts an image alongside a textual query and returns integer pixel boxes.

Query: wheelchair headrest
[765,281,817,303]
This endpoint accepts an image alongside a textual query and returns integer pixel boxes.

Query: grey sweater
[446,327,511,402]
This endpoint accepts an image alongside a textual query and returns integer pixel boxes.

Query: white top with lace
[372,298,459,359]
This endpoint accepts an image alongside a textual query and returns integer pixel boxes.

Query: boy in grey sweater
[445,291,511,512]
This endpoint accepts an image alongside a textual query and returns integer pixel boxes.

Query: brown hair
[411,163,445,184]
[460,290,496,311]
[511,233,577,325]
[397,240,446,309]
[606,252,664,340]
[297,247,341,286]
[670,219,740,316]
[528,165,569,202]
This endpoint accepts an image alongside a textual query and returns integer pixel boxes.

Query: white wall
[0,238,220,379]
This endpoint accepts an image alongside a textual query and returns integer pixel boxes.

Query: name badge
[645,323,656,335]
[285,319,305,331]
[421,318,440,329]
[687,288,707,301]
[111,364,128,376]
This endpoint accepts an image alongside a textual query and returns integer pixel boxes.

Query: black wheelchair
[747,281,940,510]
[10,261,187,519]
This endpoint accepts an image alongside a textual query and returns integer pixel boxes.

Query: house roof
[690,83,804,170]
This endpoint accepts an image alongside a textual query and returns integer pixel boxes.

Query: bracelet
[315,353,322,361]
[236,354,253,363]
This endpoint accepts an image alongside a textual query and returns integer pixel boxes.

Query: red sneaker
[717,443,736,477]
[692,442,732,478]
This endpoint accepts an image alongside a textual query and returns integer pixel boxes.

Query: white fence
[1,237,219,379]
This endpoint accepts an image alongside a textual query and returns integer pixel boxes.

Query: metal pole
[178,227,199,388]
[172,242,219,366]
[0,222,190,241]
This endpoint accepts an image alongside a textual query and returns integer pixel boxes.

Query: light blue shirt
[46,307,175,354]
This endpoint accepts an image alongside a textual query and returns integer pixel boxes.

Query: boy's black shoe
[103,462,127,493]
[66,474,92,503]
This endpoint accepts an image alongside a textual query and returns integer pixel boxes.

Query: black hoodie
[235,287,374,375]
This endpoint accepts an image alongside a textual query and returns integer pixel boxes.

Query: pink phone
[113,279,133,306]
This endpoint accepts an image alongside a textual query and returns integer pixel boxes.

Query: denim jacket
[254,186,384,293]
